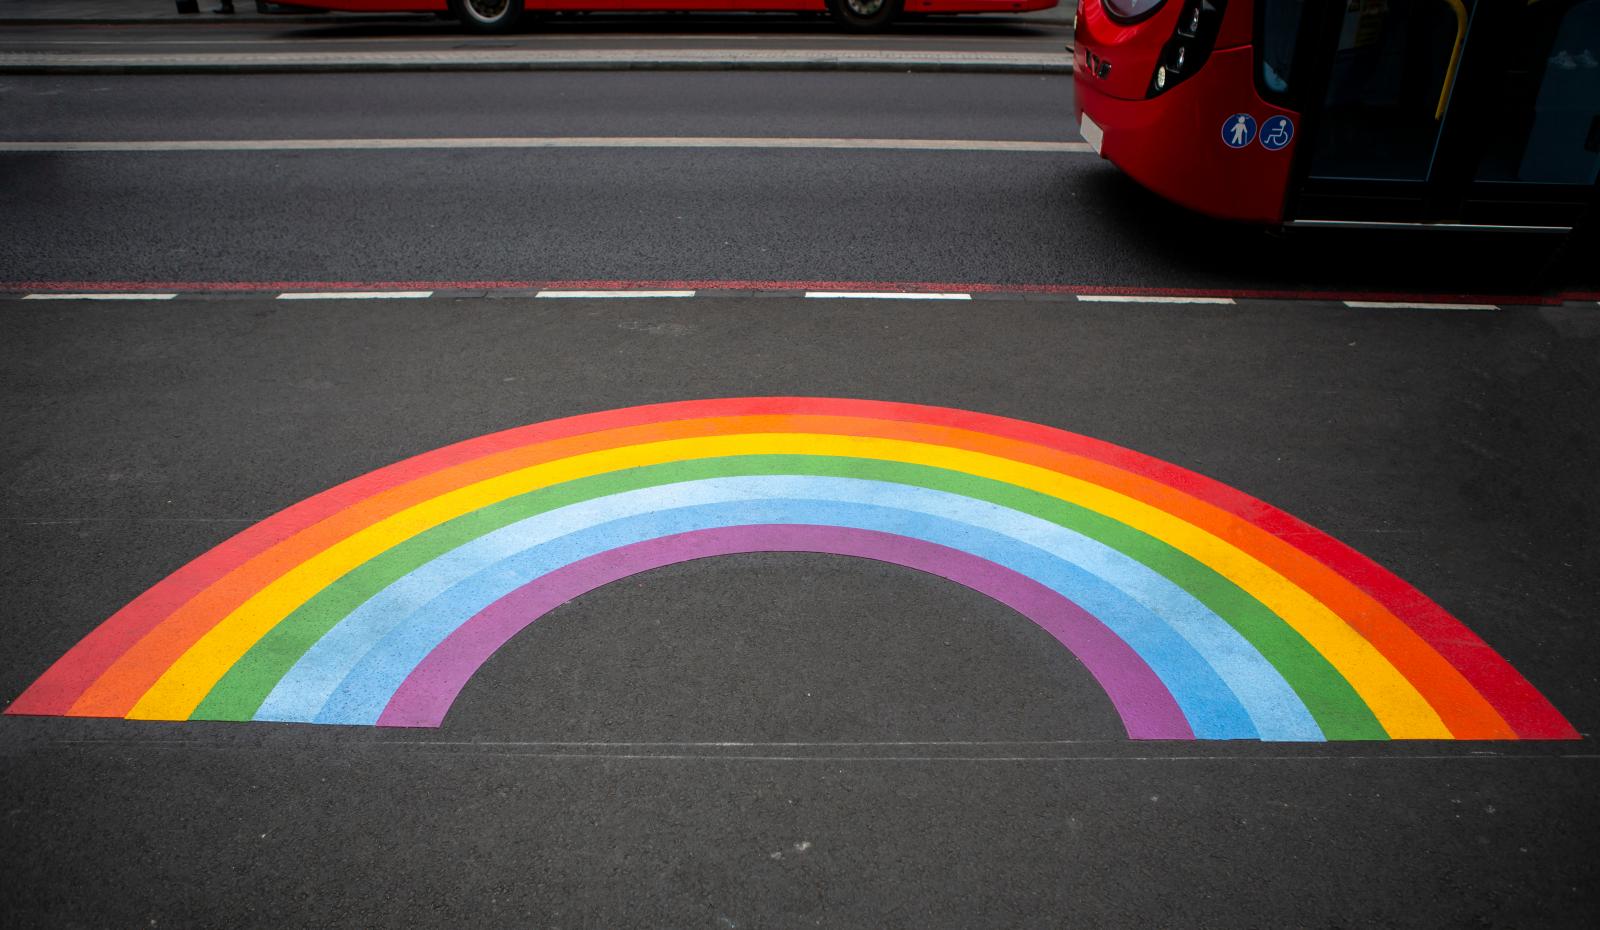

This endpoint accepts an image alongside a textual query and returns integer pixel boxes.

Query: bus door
[1268,0,1600,229]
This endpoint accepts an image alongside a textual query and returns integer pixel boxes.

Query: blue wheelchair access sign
[1221,114,1256,148]
[1259,115,1295,151]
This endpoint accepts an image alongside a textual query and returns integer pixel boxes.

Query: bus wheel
[828,0,900,32]
[450,0,524,34]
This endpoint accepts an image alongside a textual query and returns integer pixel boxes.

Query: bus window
[1259,0,1308,95]
[1308,0,1475,183]
[1474,0,1600,186]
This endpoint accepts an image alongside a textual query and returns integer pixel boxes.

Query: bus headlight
[1147,0,1227,97]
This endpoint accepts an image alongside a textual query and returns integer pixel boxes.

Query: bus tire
[449,0,525,34]
[827,0,901,32]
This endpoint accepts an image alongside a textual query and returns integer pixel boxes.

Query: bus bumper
[1073,45,1298,225]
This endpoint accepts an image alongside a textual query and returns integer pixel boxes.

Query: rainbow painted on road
[6,398,1576,739]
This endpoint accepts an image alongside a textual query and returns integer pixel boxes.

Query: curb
[0,50,1073,75]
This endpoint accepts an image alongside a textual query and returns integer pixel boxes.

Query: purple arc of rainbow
[382,524,1187,734]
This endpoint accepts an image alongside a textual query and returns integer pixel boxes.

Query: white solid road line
[1343,300,1499,310]
[0,48,1072,75]
[805,292,973,300]
[276,291,434,300]
[10,33,1063,49]
[0,137,1095,155]
[22,293,176,300]
[535,290,697,298]
[1075,295,1236,304]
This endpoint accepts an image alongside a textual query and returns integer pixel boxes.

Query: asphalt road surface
[0,71,1593,296]
[2,60,1598,929]
[3,293,1597,927]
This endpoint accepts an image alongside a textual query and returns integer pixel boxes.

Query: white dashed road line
[276,291,434,300]
[1343,300,1499,311]
[535,290,698,299]
[804,292,973,300]
[1075,295,1237,304]
[22,293,176,300]
[4,288,1550,310]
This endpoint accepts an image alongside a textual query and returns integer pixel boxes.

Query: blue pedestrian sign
[1259,115,1295,151]
[1221,114,1256,148]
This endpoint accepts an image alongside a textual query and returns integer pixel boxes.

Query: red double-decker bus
[283,0,1058,33]
[1074,0,1600,230]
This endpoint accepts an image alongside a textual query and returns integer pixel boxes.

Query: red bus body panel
[285,0,1058,13]
[1074,0,1300,224]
